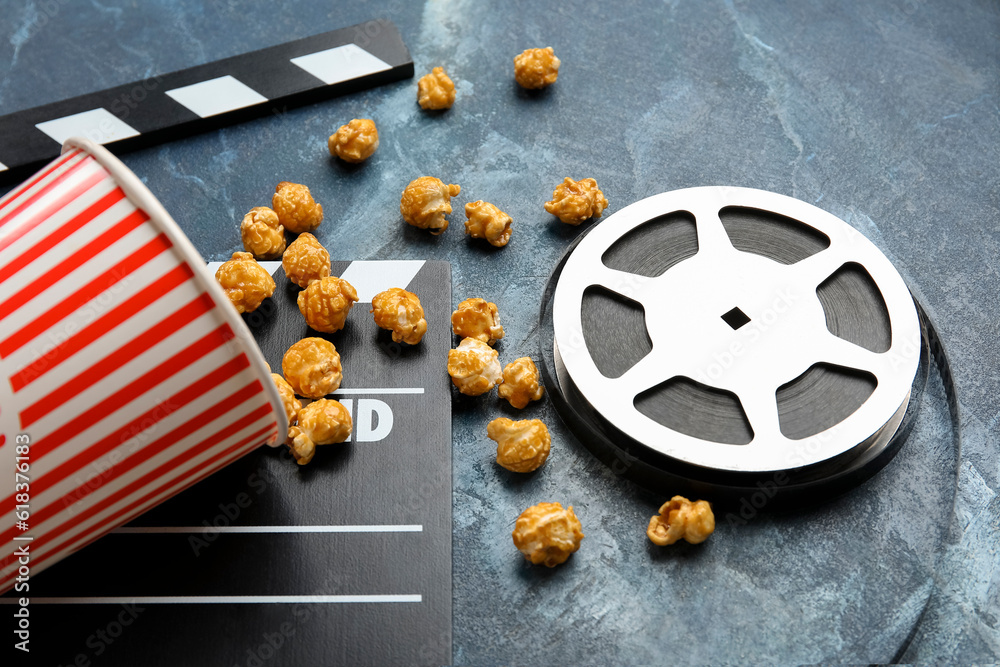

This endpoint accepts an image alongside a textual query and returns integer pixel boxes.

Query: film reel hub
[543,187,924,498]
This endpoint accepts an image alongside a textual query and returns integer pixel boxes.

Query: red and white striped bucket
[0,138,287,593]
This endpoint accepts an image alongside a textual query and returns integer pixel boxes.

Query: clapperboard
[0,20,413,184]
[8,260,452,666]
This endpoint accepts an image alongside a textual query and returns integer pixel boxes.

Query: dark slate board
[10,260,452,667]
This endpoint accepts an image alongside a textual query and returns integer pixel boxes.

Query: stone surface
[1,0,997,663]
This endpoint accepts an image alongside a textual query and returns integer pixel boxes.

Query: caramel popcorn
[328,118,379,163]
[215,251,275,314]
[287,426,315,465]
[282,232,331,288]
[512,502,584,567]
[240,206,285,260]
[281,337,343,399]
[272,181,323,234]
[451,298,504,346]
[464,200,512,247]
[400,177,461,234]
[544,177,609,225]
[488,417,550,473]
[417,66,456,110]
[647,496,715,546]
[297,276,359,333]
[497,357,544,409]
[447,337,502,396]
[288,399,352,465]
[514,47,560,89]
[271,373,302,427]
[371,288,428,345]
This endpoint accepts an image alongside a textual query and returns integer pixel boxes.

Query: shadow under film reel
[540,186,933,504]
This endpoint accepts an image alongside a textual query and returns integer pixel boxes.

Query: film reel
[541,187,931,501]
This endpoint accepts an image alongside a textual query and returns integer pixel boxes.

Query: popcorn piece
[497,357,544,409]
[371,288,428,345]
[400,177,461,235]
[417,66,456,110]
[215,251,275,314]
[297,276,359,333]
[512,502,584,567]
[514,47,560,89]
[288,399,352,465]
[282,232,331,288]
[464,200,512,247]
[272,181,323,234]
[282,337,343,399]
[447,337,502,396]
[240,207,285,260]
[544,177,609,225]
[488,417,550,473]
[451,298,504,346]
[328,118,379,163]
[287,426,316,465]
[647,496,716,546]
[271,373,302,427]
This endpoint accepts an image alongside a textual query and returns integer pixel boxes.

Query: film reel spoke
[734,387,781,443]
[815,332,887,377]
[689,206,735,257]
[613,347,677,397]
[589,264,650,302]
[788,245,853,289]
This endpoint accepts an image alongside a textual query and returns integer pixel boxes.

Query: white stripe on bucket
[1,247,183,370]
[0,195,138,296]
[0,157,106,242]
[0,151,85,220]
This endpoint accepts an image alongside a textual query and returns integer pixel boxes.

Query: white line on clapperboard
[2,526,424,605]
[111,525,423,534]
[3,529,426,605]
[0,595,422,604]
[331,387,425,394]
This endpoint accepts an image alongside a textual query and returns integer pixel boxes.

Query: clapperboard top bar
[0,19,413,183]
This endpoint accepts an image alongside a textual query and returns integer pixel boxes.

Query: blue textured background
[1,0,997,664]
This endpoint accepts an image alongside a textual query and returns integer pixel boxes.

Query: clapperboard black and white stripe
[1,261,452,666]
[0,20,413,183]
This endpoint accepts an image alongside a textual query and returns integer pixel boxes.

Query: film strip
[0,19,413,183]
[540,186,960,504]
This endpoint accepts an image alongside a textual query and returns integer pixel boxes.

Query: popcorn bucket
[0,138,287,593]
